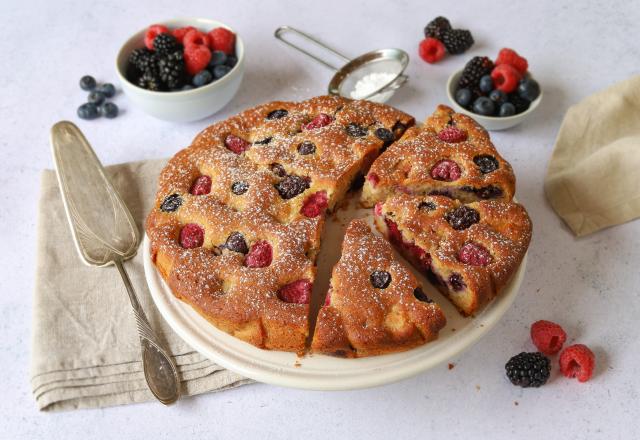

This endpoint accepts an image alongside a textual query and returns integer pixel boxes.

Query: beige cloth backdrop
[31,159,251,412]
[545,75,640,237]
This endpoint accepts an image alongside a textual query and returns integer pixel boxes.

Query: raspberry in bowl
[446,49,542,130]
[116,18,245,122]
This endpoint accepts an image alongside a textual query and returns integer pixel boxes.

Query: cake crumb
[514,401,519,406]
[448,363,455,370]
[475,385,481,391]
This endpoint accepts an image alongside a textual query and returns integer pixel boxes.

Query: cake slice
[362,105,516,208]
[311,219,446,357]
[373,193,531,316]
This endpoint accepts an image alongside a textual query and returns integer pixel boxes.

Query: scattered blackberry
[129,48,158,74]
[275,175,310,199]
[137,70,162,91]
[505,352,551,388]
[158,51,186,89]
[345,123,368,137]
[153,33,180,55]
[508,93,531,114]
[424,16,451,40]
[225,232,248,254]
[441,29,474,54]
[445,206,480,230]
[458,56,494,90]
[473,155,499,174]
[297,141,316,155]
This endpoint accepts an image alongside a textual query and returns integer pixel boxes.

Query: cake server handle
[113,258,181,405]
[274,25,350,71]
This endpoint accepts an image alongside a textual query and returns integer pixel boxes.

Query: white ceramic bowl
[116,18,245,122]
[446,69,542,131]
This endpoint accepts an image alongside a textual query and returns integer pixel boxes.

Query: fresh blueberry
[518,78,541,102]
[472,96,495,116]
[212,65,232,79]
[77,103,99,120]
[181,84,194,91]
[455,88,472,107]
[88,91,106,105]
[479,75,494,93]
[209,50,227,67]
[192,70,213,87]
[499,102,516,117]
[99,102,118,118]
[489,89,507,105]
[96,83,116,98]
[225,55,237,68]
[79,75,96,91]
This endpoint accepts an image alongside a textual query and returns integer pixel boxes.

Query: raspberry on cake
[311,220,446,357]
[373,193,531,315]
[361,105,515,208]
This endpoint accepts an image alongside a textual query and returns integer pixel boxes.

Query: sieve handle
[274,25,350,71]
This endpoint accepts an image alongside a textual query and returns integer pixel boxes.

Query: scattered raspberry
[384,218,403,244]
[303,113,333,130]
[183,29,210,48]
[418,38,446,64]
[374,202,383,216]
[278,280,312,304]
[559,344,595,382]
[324,290,332,306]
[190,175,212,195]
[531,320,567,355]
[367,173,380,187]
[430,159,462,181]
[224,134,250,154]
[495,48,528,75]
[245,240,273,268]
[172,26,196,43]
[208,27,236,54]
[184,44,212,75]
[458,242,492,266]
[145,24,170,50]
[407,243,431,271]
[491,64,522,93]
[180,223,204,248]
[437,126,467,143]
[300,191,328,218]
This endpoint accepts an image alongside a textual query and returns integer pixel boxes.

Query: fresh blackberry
[508,93,531,114]
[137,70,162,91]
[424,16,451,40]
[505,352,551,388]
[158,51,186,89]
[153,33,180,55]
[457,56,494,90]
[441,29,474,55]
[129,48,158,74]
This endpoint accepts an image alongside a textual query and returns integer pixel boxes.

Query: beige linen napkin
[31,159,251,412]
[544,75,640,237]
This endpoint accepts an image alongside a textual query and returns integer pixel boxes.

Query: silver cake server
[50,121,180,405]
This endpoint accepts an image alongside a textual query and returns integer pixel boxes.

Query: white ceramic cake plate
[144,198,527,390]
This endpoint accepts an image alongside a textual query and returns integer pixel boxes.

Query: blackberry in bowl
[116,18,245,122]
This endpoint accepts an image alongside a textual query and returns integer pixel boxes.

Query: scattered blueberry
[473,154,500,173]
[99,102,119,118]
[212,65,232,79]
[160,194,182,212]
[96,83,116,98]
[518,78,541,102]
[225,232,248,254]
[181,84,194,91]
[267,109,288,120]
[297,141,316,155]
[79,75,96,91]
[370,270,392,289]
[193,69,213,87]
[374,127,394,146]
[489,89,507,105]
[499,102,516,117]
[231,181,249,195]
[77,103,99,120]
[472,96,495,116]
[479,75,494,93]
[88,91,106,105]
[225,55,237,68]
[455,88,472,107]
[345,123,368,137]
[209,50,228,67]
[444,205,480,230]
[413,287,433,303]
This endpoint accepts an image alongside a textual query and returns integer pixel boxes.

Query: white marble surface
[2,0,639,438]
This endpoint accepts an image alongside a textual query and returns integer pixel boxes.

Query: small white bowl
[446,69,542,131]
[116,18,245,122]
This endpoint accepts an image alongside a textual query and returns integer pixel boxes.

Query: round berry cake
[311,220,446,357]
[146,96,414,353]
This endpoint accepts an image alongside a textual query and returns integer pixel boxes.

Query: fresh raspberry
[384,218,403,244]
[180,223,204,248]
[367,172,380,187]
[531,320,567,355]
[172,26,196,43]
[491,64,522,93]
[458,242,492,266]
[184,44,212,75]
[224,134,250,154]
[183,29,210,48]
[145,24,170,50]
[437,126,467,143]
[278,280,312,304]
[303,113,333,130]
[374,202,383,216]
[245,240,273,268]
[190,175,212,195]
[418,38,446,64]
[430,159,462,181]
[300,191,328,218]
[208,27,236,55]
[559,344,595,382]
[495,48,528,75]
